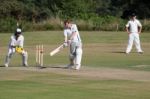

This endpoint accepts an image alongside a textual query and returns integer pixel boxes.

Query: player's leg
[126,33,134,54]
[68,42,76,68]
[21,50,28,66]
[74,45,82,70]
[134,33,143,53]
[4,48,15,67]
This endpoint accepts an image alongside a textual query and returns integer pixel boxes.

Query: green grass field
[0,31,150,99]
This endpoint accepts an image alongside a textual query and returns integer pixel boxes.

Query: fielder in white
[4,28,28,67]
[125,13,143,54]
[63,20,82,70]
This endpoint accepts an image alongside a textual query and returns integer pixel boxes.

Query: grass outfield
[0,31,150,99]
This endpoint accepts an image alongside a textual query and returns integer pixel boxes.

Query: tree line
[0,0,150,32]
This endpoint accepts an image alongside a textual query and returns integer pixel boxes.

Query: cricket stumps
[36,45,44,67]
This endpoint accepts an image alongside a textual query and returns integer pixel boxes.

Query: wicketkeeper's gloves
[15,46,24,53]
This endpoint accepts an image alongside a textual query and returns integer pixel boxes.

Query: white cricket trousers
[126,33,143,53]
[5,48,28,66]
[69,42,82,69]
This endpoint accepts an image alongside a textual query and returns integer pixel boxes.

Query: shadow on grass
[111,51,126,54]
[0,65,5,67]
[50,66,68,69]
[33,65,69,69]
[0,64,69,70]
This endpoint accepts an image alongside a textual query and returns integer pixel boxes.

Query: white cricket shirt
[64,24,81,43]
[126,19,142,33]
[9,35,24,47]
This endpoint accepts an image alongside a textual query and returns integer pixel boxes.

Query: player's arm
[125,22,130,34]
[64,35,68,43]
[10,36,16,48]
[138,26,142,34]
[63,29,69,47]
[126,27,130,34]
[18,36,24,48]
[137,20,142,34]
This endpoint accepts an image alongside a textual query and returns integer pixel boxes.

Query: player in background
[63,20,83,70]
[4,28,28,67]
[125,13,143,54]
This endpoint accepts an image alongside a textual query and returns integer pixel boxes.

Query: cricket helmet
[131,13,136,17]
[16,28,21,33]
[15,28,22,35]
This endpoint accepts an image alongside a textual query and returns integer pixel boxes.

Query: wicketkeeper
[4,28,28,67]
[63,20,83,70]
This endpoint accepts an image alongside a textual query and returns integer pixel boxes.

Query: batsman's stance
[63,20,82,70]
[4,28,28,67]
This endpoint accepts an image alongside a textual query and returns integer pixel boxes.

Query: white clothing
[16,28,21,32]
[64,24,82,69]
[126,19,143,53]
[126,19,142,33]
[75,47,82,70]
[5,34,28,67]
[9,35,24,48]
[64,24,81,43]
[126,33,143,53]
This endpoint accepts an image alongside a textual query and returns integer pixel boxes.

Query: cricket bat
[50,44,64,56]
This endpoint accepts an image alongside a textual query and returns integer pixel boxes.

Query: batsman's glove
[67,40,71,44]
[15,46,24,53]
[63,42,68,47]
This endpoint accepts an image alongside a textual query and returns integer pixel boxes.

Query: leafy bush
[0,17,150,32]
[143,24,150,32]
[0,18,17,32]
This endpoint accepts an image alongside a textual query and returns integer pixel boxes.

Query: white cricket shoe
[4,64,8,67]
[138,51,143,54]
[125,52,130,54]
[75,65,80,70]
[23,63,28,67]
[65,64,74,69]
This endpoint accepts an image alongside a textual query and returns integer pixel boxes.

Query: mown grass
[0,31,150,70]
[0,69,150,99]
[0,31,150,99]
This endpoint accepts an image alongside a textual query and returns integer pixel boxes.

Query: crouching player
[4,28,28,67]
[63,20,83,70]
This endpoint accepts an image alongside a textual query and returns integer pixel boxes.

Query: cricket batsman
[63,20,83,70]
[4,28,28,67]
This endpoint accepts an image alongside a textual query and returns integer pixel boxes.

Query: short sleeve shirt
[64,24,81,43]
[9,35,24,47]
[126,19,142,33]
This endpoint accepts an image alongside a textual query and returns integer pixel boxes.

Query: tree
[0,0,25,20]
[59,0,93,20]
